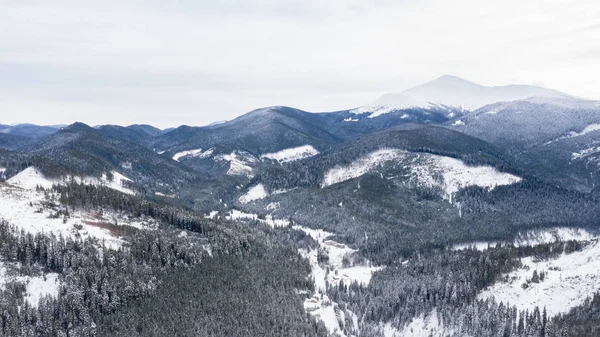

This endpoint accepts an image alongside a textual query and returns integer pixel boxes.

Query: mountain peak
[355,75,577,117]
[431,75,478,85]
[61,122,95,133]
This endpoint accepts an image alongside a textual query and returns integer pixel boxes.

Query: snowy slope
[225,210,290,228]
[7,167,135,195]
[322,149,404,187]
[478,240,600,316]
[0,183,156,249]
[381,311,459,337]
[353,75,575,118]
[260,145,319,163]
[7,167,54,189]
[453,227,596,251]
[172,148,214,161]
[238,184,268,204]
[322,149,521,201]
[173,149,203,161]
[0,262,60,307]
[215,151,257,178]
[293,225,380,336]
[21,273,60,307]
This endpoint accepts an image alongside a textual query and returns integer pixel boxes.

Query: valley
[0,75,599,336]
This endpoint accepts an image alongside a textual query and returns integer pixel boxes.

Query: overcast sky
[1,0,598,128]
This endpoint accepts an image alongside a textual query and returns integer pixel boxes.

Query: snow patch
[452,120,465,126]
[172,149,203,161]
[343,117,359,122]
[572,145,600,160]
[322,149,405,188]
[7,167,135,195]
[382,311,457,337]
[567,123,600,138]
[173,148,215,161]
[216,151,256,178]
[322,150,521,202]
[478,240,600,316]
[0,184,156,249]
[204,210,219,219]
[0,265,60,308]
[225,210,290,228]
[21,273,60,307]
[296,225,381,287]
[453,227,596,251]
[238,184,268,204]
[7,167,54,189]
[261,145,319,163]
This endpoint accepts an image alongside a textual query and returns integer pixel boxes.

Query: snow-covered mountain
[452,96,600,191]
[353,75,576,118]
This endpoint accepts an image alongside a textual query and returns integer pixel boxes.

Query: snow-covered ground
[225,210,290,228]
[6,167,54,189]
[172,148,214,161]
[294,226,381,288]
[0,262,60,307]
[238,184,268,204]
[173,148,203,161]
[261,145,319,163]
[20,273,60,307]
[7,167,135,195]
[478,239,600,316]
[215,151,257,178]
[223,211,378,335]
[322,149,521,202]
[381,311,456,337]
[322,149,404,188]
[565,123,600,138]
[0,183,156,249]
[572,144,600,160]
[293,225,380,336]
[452,227,596,251]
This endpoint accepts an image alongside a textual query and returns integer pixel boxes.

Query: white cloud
[0,0,598,127]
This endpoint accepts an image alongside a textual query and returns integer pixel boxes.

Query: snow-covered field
[238,184,268,204]
[322,149,521,202]
[478,239,600,316]
[6,167,55,189]
[261,145,319,163]
[0,183,156,249]
[7,167,135,195]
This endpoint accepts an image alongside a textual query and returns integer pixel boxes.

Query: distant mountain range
[2,75,599,195]
[1,75,600,336]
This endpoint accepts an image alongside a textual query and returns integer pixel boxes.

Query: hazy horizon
[1,0,599,128]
